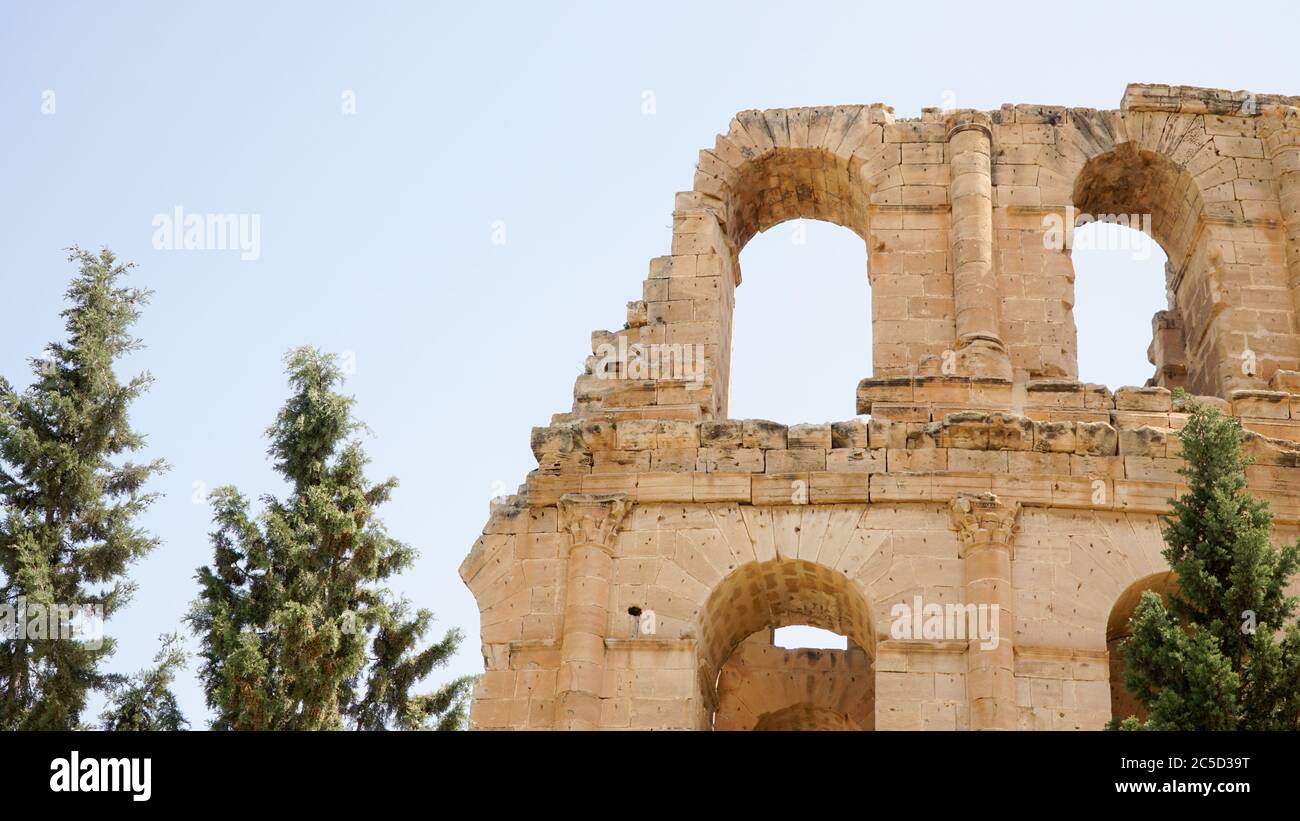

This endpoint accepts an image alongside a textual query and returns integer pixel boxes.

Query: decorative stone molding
[557,492,631,553]
[949,492,1021,557]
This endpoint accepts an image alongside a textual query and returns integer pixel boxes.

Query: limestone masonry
[460,84,1300,730]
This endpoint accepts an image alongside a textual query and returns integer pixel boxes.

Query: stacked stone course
[463,84,1300,730]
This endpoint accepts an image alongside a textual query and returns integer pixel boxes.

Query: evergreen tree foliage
[188,347,472,730]
[1114,395,1300,730]
[0,247,167,730]
[100,632,189,730]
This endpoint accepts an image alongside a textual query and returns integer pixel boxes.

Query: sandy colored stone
[463,83,1300,731]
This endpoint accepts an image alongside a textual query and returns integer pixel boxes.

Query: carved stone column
[555,492,631,729]
[951,492,1020,730]
[946,111,1012,380]
[1260,107,1300,319]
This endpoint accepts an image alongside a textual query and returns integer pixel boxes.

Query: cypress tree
[1114,395,1300,729]
[0,247,167,730]
[188,347,472,730]
[100,633,189,730]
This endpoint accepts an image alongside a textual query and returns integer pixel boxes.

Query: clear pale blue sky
[1,0,1295,725]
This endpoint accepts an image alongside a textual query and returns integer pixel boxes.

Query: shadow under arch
[753,703,862,731]
[1072,143,1206,273]
[695,558,876,725]
[1106,570,1179,724]
[727,146,872,252]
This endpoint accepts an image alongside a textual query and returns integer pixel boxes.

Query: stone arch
[696,107,891,253]
[1068,144,1212,393]
[712,631,875,731]
[1106,570,1178,724]
[680,107,907,415]
[1072,144,1206,272]
[694,557,876,727]
[1058,107,1298,395]
[722,146,872,250]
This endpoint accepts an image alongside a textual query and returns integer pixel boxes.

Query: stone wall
[461,84,1300,730]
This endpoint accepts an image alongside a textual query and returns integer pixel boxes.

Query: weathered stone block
[1269,369,1300,393]
[827,447,886,473]
[1231,389,1291,419]
[1114,386,1172,412]
[942,412,989,449]
[751,473,808,505]
[1032,420,1076,453]
[1117,426,1168,458]
[809,472,870,503]
[1008,450,1070,475]
[692,473,751,503]
[700,420,741,447]
[788,422,832,449]
[696,446,764,473]
[1074,422,1118,456]
[831,419,871,448]
[986,412,1034,450]
[765,448,827,473]
[742,419,787,449]
[869,418,906,449]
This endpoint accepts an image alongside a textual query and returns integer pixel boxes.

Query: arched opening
[697,559,875,731]
[1070,220,1170,388]
[1106,571,1178,724]
[1070,144,1206,393]
[700,137,881,420]
[1072,144,1204,273]
[730,219,871,421]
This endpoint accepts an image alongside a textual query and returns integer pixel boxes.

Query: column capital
[945,110,993,142]
[558,493,632,553]
[949,492,1020,556]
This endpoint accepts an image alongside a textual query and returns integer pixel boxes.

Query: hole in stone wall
[772,625,849,650]
[1070,221,1170,389]
[730,219,871,423]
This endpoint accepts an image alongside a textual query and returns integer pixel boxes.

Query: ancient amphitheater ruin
[460,84,1300,730]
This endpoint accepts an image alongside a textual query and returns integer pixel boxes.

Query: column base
[954,335,1013,380]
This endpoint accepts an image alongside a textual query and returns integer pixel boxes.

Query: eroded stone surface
[464,84,1300,730]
